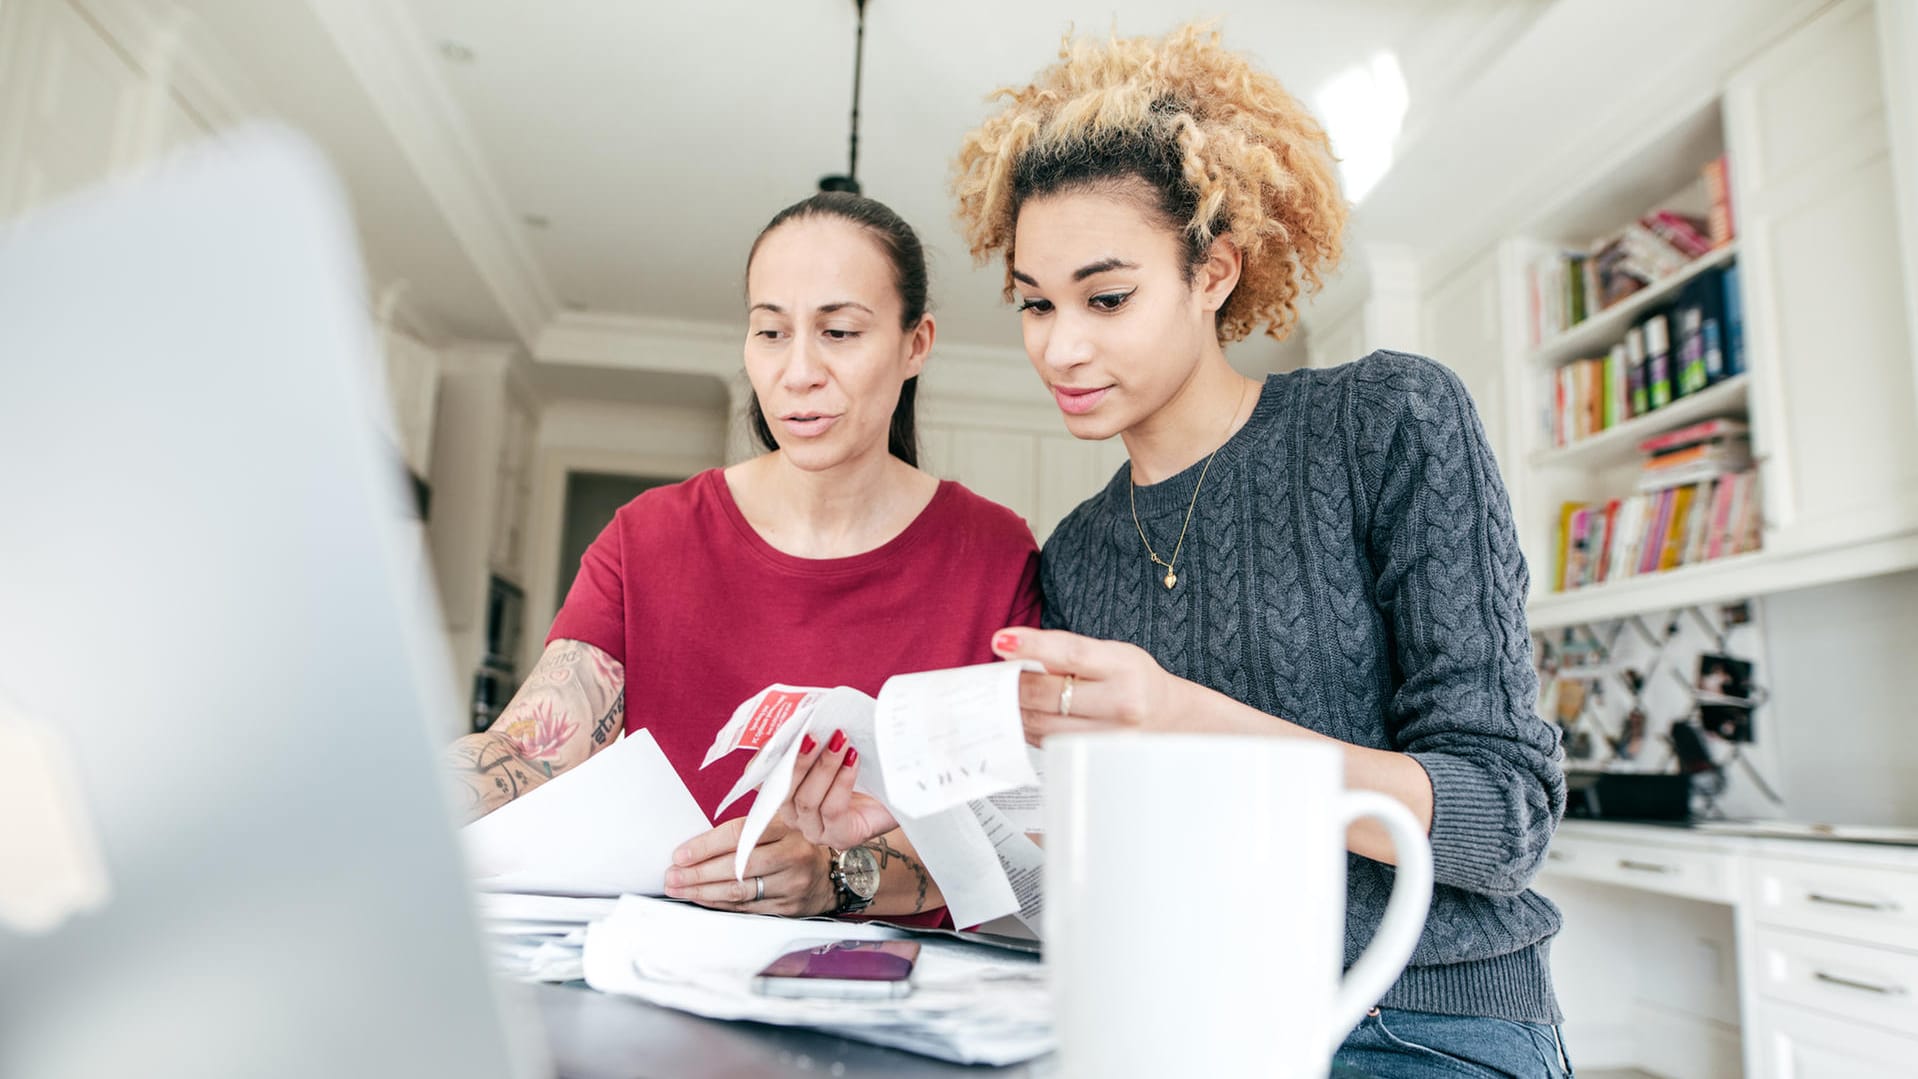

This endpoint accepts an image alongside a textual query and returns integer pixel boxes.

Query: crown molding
[302,0,557,347]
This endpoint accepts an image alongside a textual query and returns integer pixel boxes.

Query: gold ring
[1059,674,1075,718]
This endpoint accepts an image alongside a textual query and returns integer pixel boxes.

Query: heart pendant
[1164,572,1177,589]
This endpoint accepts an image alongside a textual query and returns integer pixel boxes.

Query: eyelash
[1016,290,1133,315]
[752,329,861,341]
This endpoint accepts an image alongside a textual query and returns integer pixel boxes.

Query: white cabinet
[1724,0,1918,557]
[922,415,1129,543]
[382,329,441,482]
[1754,1001,1918,1079]
[489,396,535,579]
[0,0,162,217]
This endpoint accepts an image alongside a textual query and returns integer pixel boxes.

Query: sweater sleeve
[1357,354,1565,897]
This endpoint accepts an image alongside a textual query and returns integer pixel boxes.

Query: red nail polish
[827,728,846,753]
[843,746,859,768]
[993,632,1019,652]
[800,733,816,755]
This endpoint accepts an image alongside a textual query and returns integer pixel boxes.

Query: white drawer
[1752,926,1918,1036]
[1541,834,1733,903]
[1750,854,1918,952]
[1754,999,1918,1079]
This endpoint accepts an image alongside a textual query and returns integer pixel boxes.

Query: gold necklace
[1129,380,1250,590]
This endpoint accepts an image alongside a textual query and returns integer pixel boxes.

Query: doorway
[555,471,680,605]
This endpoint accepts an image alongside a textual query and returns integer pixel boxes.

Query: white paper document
[583,896,1051,1065]
[461,729,711,897]
[875,662,1039,820]
[701,666,1043,928]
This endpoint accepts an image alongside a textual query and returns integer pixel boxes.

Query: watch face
[842,846,882,900]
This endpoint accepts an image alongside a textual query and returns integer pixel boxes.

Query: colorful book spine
[1704,476,1739,560]
[1676,305,1708,397]
[1658,485,1698,570]
[1703,155,1736,248]
[1626,326,1649,417]
[1721,263,1745,376]
[1645,314,1673,410]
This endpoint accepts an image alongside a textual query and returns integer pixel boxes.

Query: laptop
[0,128,548,1079]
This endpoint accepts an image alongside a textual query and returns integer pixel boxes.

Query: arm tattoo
[592,688,625,745]
[442,640,625,823]
[869,835,932,914]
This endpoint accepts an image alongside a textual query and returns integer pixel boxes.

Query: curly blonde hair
[952,22,1347,342]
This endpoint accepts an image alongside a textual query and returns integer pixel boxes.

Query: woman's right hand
[784,727,899,849]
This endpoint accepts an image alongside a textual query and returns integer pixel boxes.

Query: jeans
[1332,1007,1574,1078]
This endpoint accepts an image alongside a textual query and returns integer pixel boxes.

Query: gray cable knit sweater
[1040,350,1565,1023]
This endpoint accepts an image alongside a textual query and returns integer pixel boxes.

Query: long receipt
[701,662,1044,928]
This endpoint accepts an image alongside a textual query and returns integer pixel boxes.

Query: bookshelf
[1527,243,1738,371]
[1528,374,1748,473]
[1503,0,1918,631]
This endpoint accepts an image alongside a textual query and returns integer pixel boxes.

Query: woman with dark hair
[441,192,1040,926]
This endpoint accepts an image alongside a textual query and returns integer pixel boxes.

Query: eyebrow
[1009,258,1139,288]
[748,301,875,316]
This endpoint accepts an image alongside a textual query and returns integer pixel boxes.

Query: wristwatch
[828,845,882,915]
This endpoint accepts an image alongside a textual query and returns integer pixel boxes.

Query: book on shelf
[1703,154,1736,248]
[1643,210,1714,259]
[1637,417,1749,455]
[1645,313,1674,410]
[1637,434,1752,492]
[1550,469,1763,594]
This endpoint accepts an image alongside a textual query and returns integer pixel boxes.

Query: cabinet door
[1755,1001,1918,1079]
[937,426,1039,530]
[1726,0,1918,554]
[2,0,149,216]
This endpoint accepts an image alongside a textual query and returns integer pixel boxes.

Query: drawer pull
[1618,859,1677,874]
[1806,892,1901,913]
[1547,850,1568,861]
[1812,970,1907,997]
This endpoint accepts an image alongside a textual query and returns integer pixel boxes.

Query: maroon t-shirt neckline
[704,468,958,577]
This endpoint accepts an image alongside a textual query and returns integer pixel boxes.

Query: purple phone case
[757,940,919,981]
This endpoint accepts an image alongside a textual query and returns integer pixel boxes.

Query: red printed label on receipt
[741,690,808,750]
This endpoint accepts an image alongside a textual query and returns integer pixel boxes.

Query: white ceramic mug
[1044,734,1433,1079]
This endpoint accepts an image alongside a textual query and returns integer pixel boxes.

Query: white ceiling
[160,0,1546,358]
[165,0,1814,384]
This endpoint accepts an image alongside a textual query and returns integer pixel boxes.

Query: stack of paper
[472,893,617,983]
[460,728,712,897]
[584,896,1052,1066]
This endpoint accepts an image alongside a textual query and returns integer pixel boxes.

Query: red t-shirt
[546,467,1041,874]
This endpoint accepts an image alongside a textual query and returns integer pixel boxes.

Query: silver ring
[1059,674,1075,718]
[753,875,766,902]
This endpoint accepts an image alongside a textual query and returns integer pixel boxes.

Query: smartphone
[750,939,920,1000]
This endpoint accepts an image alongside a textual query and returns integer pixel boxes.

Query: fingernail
[665,869,681,886]
[993,632,1020,653]
[827,729,846,753]
[843,746,858,768]
[672,848,690,865]
[800,733,816,755]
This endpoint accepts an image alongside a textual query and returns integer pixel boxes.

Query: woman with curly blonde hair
[957,22,1570,1077]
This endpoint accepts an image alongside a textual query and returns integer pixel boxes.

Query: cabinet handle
[1812,970,1907,997]
[1618,859,1677,874]
[1806,892,1901,913]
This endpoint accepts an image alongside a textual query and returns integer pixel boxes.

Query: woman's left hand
[991,627,1180,743]
[664,815,835,916]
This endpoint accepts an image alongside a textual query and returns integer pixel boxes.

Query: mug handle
[1326,790,1434,1053]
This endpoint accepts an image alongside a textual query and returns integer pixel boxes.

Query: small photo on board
[1697,653,1756,743]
